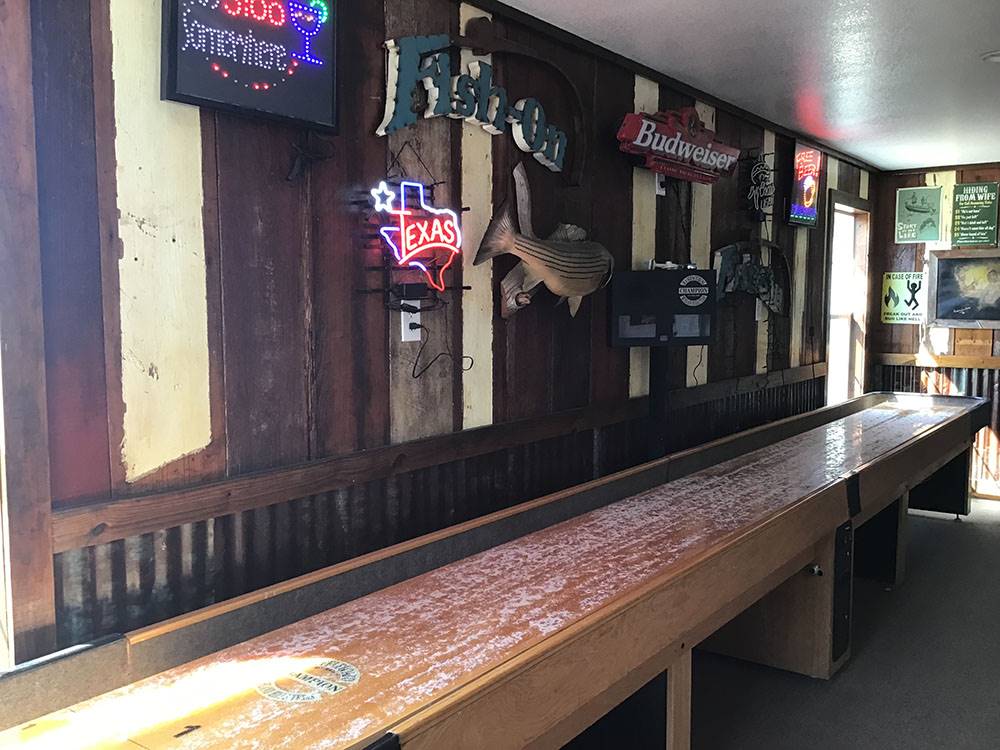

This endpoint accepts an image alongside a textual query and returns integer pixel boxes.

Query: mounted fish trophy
[475,163,614,318]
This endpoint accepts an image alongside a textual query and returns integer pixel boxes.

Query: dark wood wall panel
[216,117,312,475]
[311,0,389,455]
[31,0,112,506]
[768,134,796,371]
[868,172,928,355]
[709,110,764,382]
[54,422,643,647]
[491,14,602,420]
[800,155,831,366]
[588,59,634,403]
[838,161,862,196]
[663,377,826,454]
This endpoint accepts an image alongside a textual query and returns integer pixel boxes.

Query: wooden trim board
[666,364,828,411]
[51,397,649,552]
[872,352,1000,370]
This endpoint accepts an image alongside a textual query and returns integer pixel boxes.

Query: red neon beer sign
[371,181,462,292]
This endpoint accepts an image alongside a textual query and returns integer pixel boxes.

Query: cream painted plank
[919,170,958,358]
[629,76,659,398]
[827,157,840,197]
[789,228,809,367]
[460,5,494,429]
[860,170,870,201]
[687,102,714,387]
[755,130,776,374]
[111,0,211,482]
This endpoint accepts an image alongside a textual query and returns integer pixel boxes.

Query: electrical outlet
[401,300,422,342]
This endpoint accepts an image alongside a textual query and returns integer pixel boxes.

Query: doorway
[827,193,871,406]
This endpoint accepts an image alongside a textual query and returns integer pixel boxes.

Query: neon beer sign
[164,0,337,128]
[790,143,822,227]
[371,181,462,292]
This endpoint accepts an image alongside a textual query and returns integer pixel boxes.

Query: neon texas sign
[370,181,462,292]
[377,35,569,173]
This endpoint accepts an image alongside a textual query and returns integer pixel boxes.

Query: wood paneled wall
[869,163,1000,498]
[869,164,1000,359]
[14,0,868,656]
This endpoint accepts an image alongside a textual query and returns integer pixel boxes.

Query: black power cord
[409,322,474,379]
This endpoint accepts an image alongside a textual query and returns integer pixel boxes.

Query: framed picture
[788,142,823,227]
[895,186,942,244]
[927,249,1000,328]
[162,0,338,131]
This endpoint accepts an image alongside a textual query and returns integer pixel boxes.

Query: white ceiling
[502,0,1000,170]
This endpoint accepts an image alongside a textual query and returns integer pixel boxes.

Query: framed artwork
[162,0,338,130]
[895,186,942,244]
[928,249,1000,328]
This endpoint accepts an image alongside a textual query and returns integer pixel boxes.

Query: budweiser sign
[617,107,741,184]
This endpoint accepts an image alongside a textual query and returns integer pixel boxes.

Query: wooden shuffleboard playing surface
[1,396,985,749]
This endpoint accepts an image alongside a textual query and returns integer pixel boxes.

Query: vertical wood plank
[588,59,633,403]
[0,0,57,663]
[666,650,692,750]
[30,0,112,506]
[756,130,776,374]
[218,116,311,474]
[629,76,659,398]
[686,102,714,387]
[311,0,389,454]
[386,0,461,442]
[108,0,213,485]
[460,4,495,429]
[918,170,958,359]
[708,110,762,382]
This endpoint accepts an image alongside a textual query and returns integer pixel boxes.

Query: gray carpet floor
[692,500,1000,750]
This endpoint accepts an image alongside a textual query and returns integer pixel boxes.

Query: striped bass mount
[475,183,613,318]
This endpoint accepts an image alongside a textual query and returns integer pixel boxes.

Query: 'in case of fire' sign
[163,0,337,129]
[881,272,926,325]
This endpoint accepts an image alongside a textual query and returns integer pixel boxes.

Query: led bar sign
[371,181,462,292]
[163,0,337,129]
[789,143,823,227]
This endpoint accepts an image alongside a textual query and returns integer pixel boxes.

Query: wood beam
[51,397,649,552]
[0,0,57,663]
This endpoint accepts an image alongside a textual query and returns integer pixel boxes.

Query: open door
[826,191,872,406]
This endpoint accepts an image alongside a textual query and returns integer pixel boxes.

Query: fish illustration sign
[377,35,569,172]
[895,186,943,244]
[371,180,462,292]
[163,0,337,128]
[616,108,740,184]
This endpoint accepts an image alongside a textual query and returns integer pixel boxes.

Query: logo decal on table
[256,658,361,703]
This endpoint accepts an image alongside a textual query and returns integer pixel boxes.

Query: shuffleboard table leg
[666,649,692,750]
[894,491,910,587]
[698,527,851,680]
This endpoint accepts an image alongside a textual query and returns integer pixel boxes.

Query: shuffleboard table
[0,393,989,749]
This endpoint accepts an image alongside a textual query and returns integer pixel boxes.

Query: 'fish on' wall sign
[377,35,569,172]
[371,181,462,292]
[163,0,337,129]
